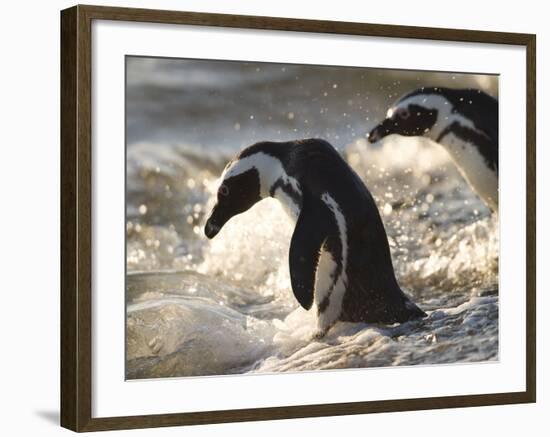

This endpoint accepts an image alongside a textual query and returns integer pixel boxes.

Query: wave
[125,137,499,378]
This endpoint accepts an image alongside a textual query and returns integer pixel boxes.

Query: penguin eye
[218,184,229,197]
[397,107,410,120]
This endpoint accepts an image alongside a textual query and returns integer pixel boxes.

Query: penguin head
[204,142,297,239]
[368,91,440,144]
[204,163,261,239]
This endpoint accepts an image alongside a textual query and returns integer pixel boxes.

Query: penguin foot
[312,329,328,340]
[312,321,336,340]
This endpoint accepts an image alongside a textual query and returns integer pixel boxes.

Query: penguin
[204,138,426,337]
[367,87,498,211]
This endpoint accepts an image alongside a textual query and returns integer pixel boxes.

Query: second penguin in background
[368,87,498,211]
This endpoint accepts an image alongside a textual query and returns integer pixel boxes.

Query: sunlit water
[125,59,498,379]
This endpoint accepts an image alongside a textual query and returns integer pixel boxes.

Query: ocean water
[125,58,499,379]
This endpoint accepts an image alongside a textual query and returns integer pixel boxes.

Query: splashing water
[125,60,498,379]
[126,136,498,379]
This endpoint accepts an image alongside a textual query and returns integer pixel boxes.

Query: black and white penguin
[204,139,426,336]
[368,87,498,211]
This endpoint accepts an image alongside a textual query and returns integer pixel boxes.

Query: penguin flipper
[289,196,330,310]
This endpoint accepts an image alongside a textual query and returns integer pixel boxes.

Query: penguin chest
[314,244,349,332]
[314,193,350,331]
[443,134,498,210]
[314,248,340,307]
[273,186,301,221]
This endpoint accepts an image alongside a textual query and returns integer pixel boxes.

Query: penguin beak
[204,204,228,239]
[367,119,394,144]
[204,219,221,239]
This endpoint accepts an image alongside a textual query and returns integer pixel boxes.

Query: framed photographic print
[60,4,536,432]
